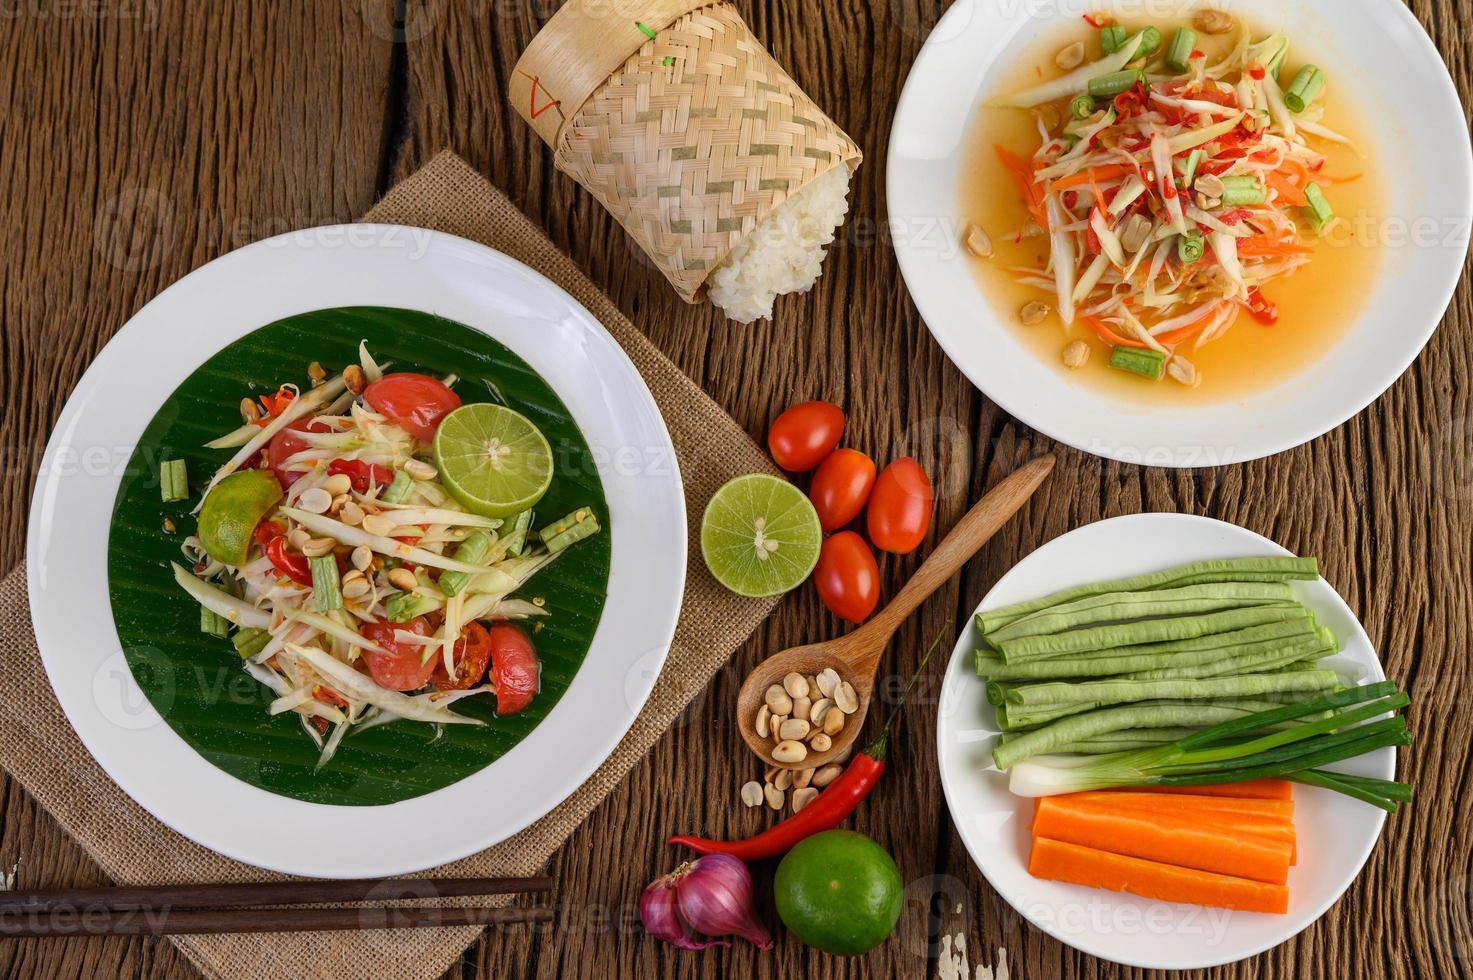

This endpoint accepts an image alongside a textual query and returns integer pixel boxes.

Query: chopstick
[0,876,552,913]
[0,876,555,938]
[0,906,553,937]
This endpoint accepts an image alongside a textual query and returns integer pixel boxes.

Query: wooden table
[2,2,1469,977]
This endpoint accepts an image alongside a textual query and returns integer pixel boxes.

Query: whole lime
[774,830,903,956]
[198,468,283,566]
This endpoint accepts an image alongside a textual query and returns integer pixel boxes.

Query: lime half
[433,403,554,518]
[199,468,284,566]
[701,474,821,597]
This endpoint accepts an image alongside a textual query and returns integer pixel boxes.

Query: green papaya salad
[167,342,601,770]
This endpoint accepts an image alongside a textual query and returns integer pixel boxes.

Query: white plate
[936,514,1392,970]
[27,225,687,878]
[889,0,1473,466]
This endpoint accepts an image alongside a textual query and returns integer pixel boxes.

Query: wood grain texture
[1,1,1470,978]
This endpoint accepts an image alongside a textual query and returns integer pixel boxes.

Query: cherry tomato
[432,621,494,691]
[487,624,540,716]
[361,373,462,442]
[767,401,845,472]
[327,458,395,493]
[867,458,933,555]
[267,418,331,488]
[808,449,876,532]
[360,617,438,692]
[814,531,881,624]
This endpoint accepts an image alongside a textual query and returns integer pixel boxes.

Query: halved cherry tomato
[360,617,438,692]
[767,401,845,472]
[809,449,876,532]
[487,624,540,716]
[361,373,462,442]
[432,621,493,691]
[267,418,332,488]
[327,458,395,493]
[814,531,881,624]
[867,458,933,555]
[265,536,313,587]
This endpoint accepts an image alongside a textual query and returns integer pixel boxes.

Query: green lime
[198,468,284,566]
[432,404,554,518]
[774,830,903,956]
[700,474,821,597]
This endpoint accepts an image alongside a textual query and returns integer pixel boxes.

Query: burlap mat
[0,151,780,980]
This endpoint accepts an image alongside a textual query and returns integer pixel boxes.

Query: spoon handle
[860,453,1056,648]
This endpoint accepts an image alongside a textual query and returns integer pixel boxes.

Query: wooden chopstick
[0,875,552,914]
[0,905,553,937]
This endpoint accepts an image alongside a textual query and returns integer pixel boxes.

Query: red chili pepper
[266,536,313,586]
[1083,12,1113,28]
[327,458,395,493]
[1246,287,1280,325]
[254,520,286,548]
[313,684,349,709]
[668,640,941,862]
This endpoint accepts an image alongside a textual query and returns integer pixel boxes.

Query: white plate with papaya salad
[27,226,686,877]
[889,0,1472,466]
[936,514,1402,969]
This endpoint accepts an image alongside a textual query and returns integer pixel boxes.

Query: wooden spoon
[736,453,1055,770]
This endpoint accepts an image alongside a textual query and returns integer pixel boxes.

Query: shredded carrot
[1316,171,1363,185]
[1033,797,1293,884]
[1264,170,1308,206]
[1155,303,1232,346]
[1081,315,1146,349]
[1029,837,1290,914]
[996,145,1046,224]
[1053,164,1134,191]
[1236,236,1314,257]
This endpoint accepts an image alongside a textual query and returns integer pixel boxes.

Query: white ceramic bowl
[889,0,1472,466]
[936,514,1393,969]
[27,226,687,878]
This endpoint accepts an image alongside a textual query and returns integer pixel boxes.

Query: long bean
[1005,670,1340,711]
[975,557,1318,633]
[1121,630,1335,680]
[996,604,1306,663]
[1165,27,1197,73]
[997,689,1325,733]
[984,582,1294,645]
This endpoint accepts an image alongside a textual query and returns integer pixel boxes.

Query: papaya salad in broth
[169,344,601,771]
[966,8,1374,394]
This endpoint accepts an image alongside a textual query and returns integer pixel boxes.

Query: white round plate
[889,0,1473,466]
[936,514,1393,969]
[27,225,687,878]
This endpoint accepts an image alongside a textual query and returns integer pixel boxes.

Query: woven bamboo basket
[510,0,863,304]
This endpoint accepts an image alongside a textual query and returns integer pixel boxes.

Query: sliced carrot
[1056,798,1298,864]
[1237,235,1314,257]
[1080,315,1146,349]
[1053,163,1134,192]
[1264,170,1308,206]
[1077,791,1294,820]
[1029,837,1290,914]
[1114,780,1294,801]
[1032,797,1292,884]
[995,145,1046,225]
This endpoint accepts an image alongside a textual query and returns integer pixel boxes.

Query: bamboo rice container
[509,0,863,304]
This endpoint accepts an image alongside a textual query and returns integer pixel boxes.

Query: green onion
[1069,94,1096,120]
[161,458,189,503]
[1165,27,1197,73]
[1181,148,1204,190]
[1099,24,1127,54]
[386,591,442,623]
[200,604,231,637]
[231,627,271,658]
[381,469,414,504]
[1131,26,1162,58]
[539,508,601,554]
[437,530,494,598]
[1304,182,1335,232]
[1109,346,1166,380]
[309,555,342,612]
[1087,69,1144,99]
[1266,40,1290,80]
[502,510,535,558]
[1219,176,1267,206]
[1001,683,1414,812]
[1284,65,1325,113]
[1177,230,1206,263]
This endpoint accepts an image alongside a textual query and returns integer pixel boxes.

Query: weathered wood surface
[1,1,1469,977]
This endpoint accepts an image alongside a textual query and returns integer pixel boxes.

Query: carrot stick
[1236,236,1314,257]
[1032,798,1292,884]
[1053,798,1298,864]
[996,145,1046,225]
[1264,170,1308,206]
[1109,780,1293,800]
[1076,791,1293,819]
[1029,837,1290,914]
[1053,164,1134,191]
[1080,315,1146,348]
